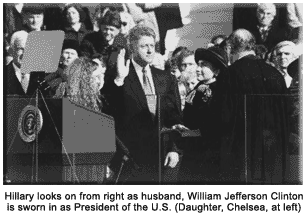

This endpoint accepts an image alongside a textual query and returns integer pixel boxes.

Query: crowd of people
[4,3,302,184]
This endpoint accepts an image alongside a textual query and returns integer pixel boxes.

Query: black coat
[250,24,290,52]
[5,62,40,96]
[63,23,91,45]
[222,55,289,184]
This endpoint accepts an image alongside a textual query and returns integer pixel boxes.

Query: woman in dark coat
[62,4,91,44]
[179,46,229,183]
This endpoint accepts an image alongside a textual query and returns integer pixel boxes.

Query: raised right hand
[116,48,130,80]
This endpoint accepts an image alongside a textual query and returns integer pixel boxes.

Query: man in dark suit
[5,30,39,96]
[249,3,289,52]
[221,29,289,184]
[105,25,184,183]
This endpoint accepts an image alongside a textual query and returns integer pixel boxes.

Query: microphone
[115,135,139,170]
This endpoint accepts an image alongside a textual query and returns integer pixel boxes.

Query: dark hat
[22,3,45,15]
[62,39,80,56]
[98,10,121,29]
[195,46,228,69]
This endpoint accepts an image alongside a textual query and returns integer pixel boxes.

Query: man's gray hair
[257,3,276,17]
[227,29,256,55]
[10,30,28,52]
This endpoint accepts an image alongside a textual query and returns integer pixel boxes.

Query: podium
[5,95,116,184]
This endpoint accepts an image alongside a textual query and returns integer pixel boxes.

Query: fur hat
[195,46,228,69]
[98,9,122,29]
[62,39,80,56]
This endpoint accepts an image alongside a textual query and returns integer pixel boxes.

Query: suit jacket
[5,62,40,96]
[250,24,290,52]
[104,64,182,166]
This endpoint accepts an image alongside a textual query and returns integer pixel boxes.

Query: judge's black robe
[221,55,290,184]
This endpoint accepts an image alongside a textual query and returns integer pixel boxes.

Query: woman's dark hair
[62,3,86,25]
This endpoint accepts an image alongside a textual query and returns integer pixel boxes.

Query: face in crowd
[186,77,198,91]
[256,4,276,27]
[120,12,133,36]
[66,7,80,25]
[196,60,218,82]
[62,49,79,67]
[179,55,197,73]
[132,35,156,66]
[12,41,26,68]
[101,25,120,44]
[273,46,295,70]
[24,13,44,31]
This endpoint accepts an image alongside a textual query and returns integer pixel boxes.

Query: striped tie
[21,73,29,94]
[142,67,156,118]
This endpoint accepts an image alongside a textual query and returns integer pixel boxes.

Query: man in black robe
[221,29,290,184]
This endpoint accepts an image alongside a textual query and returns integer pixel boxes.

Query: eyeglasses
[121,22,127,27]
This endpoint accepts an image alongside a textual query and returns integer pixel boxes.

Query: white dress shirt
[13,62,30,93]
[114,59,156,95]
[132,59,156,95]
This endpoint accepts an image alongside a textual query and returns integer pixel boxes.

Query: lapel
[7,62,26,95]
[127,64,148,110]
[150,66,162,95]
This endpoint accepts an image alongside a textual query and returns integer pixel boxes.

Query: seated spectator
[44,39,81,95]
[21,3,45,32]
[184,71,199,92]
[81,9,123,83]
[5,31,38,96]
[176,48,197,78]
[249,3,290,52]
[166,46,188,81]
[62,4,91,44]
[54,57,106,112]
[61,39,81,68]
[114,11,136,48]
[271,41,296,88]
[207,34,227,48]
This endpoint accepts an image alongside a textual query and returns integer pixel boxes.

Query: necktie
[21,73,29,94]
[142,67,156,117]
[259,27,269,42]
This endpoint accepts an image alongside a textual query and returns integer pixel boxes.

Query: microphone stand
[114,135,140,184]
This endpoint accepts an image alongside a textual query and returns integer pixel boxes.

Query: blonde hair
[54,57,102,112]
